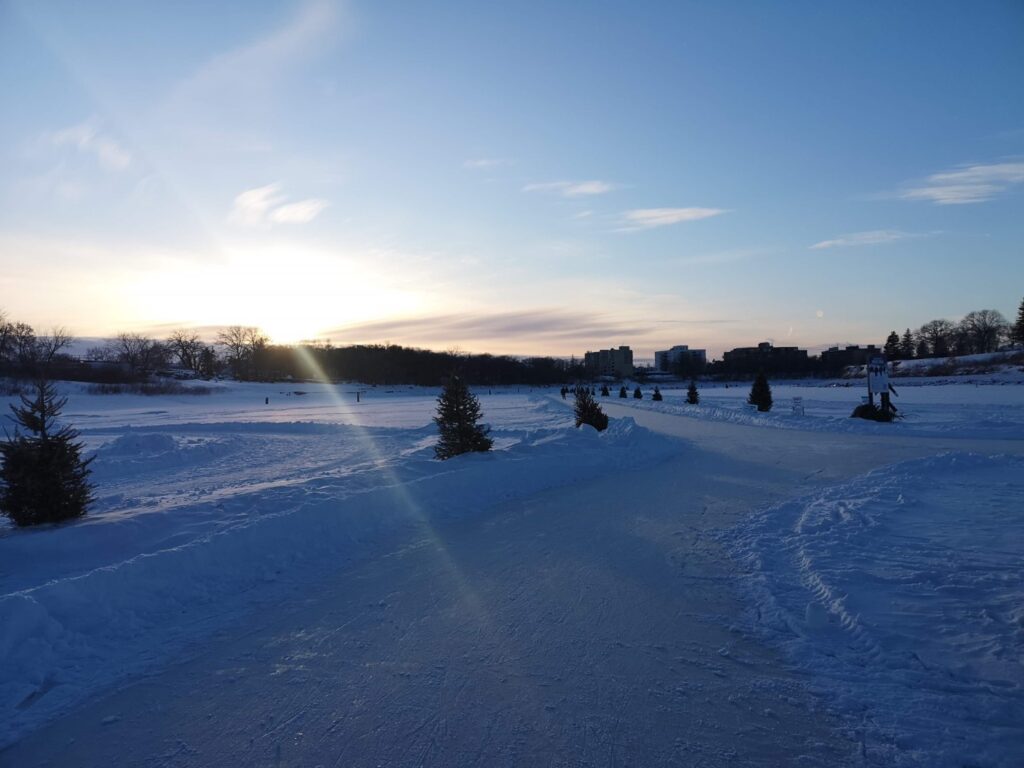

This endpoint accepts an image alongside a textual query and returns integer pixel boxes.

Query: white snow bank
[724,453,1024,767]
[0,403,679,747]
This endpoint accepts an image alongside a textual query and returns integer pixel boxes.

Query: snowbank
[724,453,1024,767]
[0,401,679,747]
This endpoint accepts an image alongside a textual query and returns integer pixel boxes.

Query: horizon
[2,1,1022,359]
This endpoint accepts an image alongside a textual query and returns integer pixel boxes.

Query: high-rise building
[583,346,634,378]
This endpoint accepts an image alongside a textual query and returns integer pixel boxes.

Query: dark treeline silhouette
[273,344,578,386]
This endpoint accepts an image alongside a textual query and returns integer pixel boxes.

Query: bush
[573,386,609,431]
[652,386,663,401]
[434,374,493,459]
[748,373,773,412]
[619,386,627,398]
[0,380,93,526]
[633,386,642,399]
[686,380,699,405]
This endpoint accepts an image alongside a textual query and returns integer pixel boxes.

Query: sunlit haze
[1,1,1022,357]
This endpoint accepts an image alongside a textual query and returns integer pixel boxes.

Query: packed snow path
[4,397,1023,766]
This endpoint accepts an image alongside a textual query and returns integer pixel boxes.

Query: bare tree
[167,329,204,375]
[107,332,165,377]
[917,319,955,358]
[959,310,1009,354]
[10,323,37,368]
[217,326,268,379]
[0,309,11,365]
[35,326,74,365]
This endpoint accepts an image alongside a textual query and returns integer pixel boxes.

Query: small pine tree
[619,386,627,398]
[686,380,699,405]
[0,379,94,526]
[573,386,609,431]
[652,386,663,401]
[600,384,610,397]
[900,328,915,359]
[434,374,493,460]
[883,331,900,360]
[633,386,642,399]
[1013,297,1024,347]
[748,372,773,412]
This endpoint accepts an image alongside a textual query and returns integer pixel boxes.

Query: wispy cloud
[463,158,512,170]
[899,162,1024,205]
[269,199,329,223]
[326,309,649,346]
[165,0,344,117]
[49,120,131,171]
[810,229,925,250]
[229,183,327,226]
[523,180,615,197]
[620,207,726,230]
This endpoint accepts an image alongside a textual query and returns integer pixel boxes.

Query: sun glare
[125,242,429,343]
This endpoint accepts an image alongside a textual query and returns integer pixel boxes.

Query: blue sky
[1,0,1021,358]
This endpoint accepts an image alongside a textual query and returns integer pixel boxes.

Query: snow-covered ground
[0,384,679,749]
[617,379,1024,439]
[1,379,1022,765]
[725,453,1024,767]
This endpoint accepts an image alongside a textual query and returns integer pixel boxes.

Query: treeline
[883,305,1023,361]
[0,311,579,386]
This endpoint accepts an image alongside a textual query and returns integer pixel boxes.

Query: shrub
[748,373,773,412]
[573,385,609,431]
[686,380,699,405]
[0,380,93,526]
[434,374,493,459]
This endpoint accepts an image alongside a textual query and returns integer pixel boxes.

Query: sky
[1,0,1022,359]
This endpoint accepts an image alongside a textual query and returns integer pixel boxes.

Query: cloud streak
[523,180,614,197]
[809,229,925,250]
[899,162,1024,205]
[620,207,726,230]
[463,158,512,170]
[327,309,652,346]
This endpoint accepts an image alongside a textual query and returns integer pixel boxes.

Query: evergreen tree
[1014,297,1024,346]
[434,374,492,460]
[686,380,700,405]
[619,386,627,398]
[748,372,773,412]
[633,386,642,399]
[652,386,663,401]
[883,331,900,360]
[900,328,915,359]
[573,385,609,431]
[0,379,93,526]
[915,339,929,359]
[600,384,610,396]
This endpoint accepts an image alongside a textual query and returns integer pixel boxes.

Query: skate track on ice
[5,399,1022,767]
